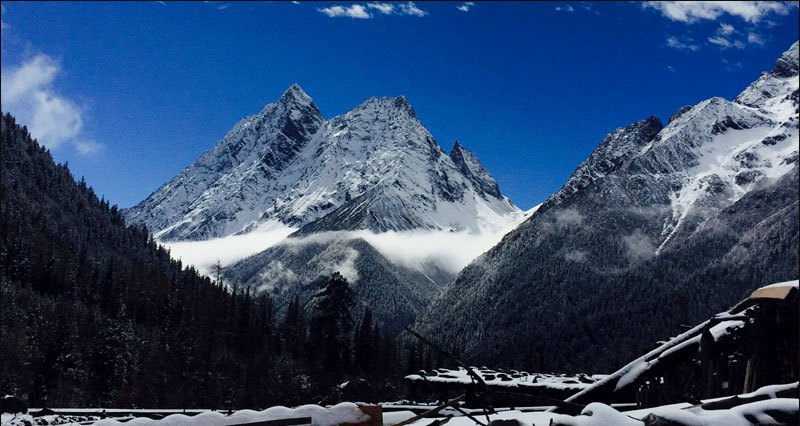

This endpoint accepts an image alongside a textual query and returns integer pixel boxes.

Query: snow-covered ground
[1,403,366,426]
[9,391,794,426]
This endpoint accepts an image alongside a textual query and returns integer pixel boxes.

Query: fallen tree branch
[405,327,494,423]
[391,395,465,426]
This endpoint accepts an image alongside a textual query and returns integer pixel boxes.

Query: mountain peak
[449,140,502,198]
[278,83,314,106]
[772,41,799,78]
[356,95,418,119]
[451,139,465,154]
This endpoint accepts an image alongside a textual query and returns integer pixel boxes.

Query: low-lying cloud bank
[161,222,297,276]
[161,207,538,278]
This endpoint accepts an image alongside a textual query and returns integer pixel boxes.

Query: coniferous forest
[0,112,427,408]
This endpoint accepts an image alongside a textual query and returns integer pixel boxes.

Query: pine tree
[308,272,353,375]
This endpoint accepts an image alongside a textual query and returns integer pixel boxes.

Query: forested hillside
[0,113,408,408]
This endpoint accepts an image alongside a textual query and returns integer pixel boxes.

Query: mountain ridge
[124,85,520,241]
[414,41,800,371]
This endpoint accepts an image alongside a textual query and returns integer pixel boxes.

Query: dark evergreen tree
[308,272,354,375]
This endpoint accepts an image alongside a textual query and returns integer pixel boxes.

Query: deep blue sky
[1,2,798,209]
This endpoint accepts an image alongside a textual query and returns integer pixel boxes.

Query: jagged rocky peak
[347,95,419,122]
[280,83,312,103]
[450,140,501,198]
[270,83,324,137]
[586,116,663,172]
[772,40,799,78]
[736,42,799,108]
[547,116,662,206]
[668,105,694,124]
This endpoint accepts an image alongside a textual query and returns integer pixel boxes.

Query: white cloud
[161,222,298,276]
[457,2,475,12]
[666,36,699,51]
[292,1,301,4]
[76,140,103,156]
[747,32,765,45]
[320,2,427,19]
[644,1,796,24]
[218,3,230,10]
[667,65,676,73]
[621,230,656,260]
[367,2,394,15]
[705,22,766,49]
[397,2,427,17]
[555,5,576,13]
[718,22,735,35]
[1,54,101,153]
[708,35,745,49]
[164,208,538,279]
[318,4,372,19]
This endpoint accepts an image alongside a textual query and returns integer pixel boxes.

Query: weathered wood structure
[553,280,799,414]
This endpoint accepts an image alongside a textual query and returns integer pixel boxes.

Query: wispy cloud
[1,4,9,31]
[457,2,475,13]
[76,139,103,155]
[667,65,676,73]
[1,54,101,155]
[706,22,765,50]
[319,2,427,19]
[722,58,743,72]
[367,2,394,15]
[665,36,699,52]
[555,5,575,13]
[397,2,427,17]
[644,1,796,24]
[318,4,372,19]
[708,35,745,49]
[718,22,735,35]
[747,32,765,45]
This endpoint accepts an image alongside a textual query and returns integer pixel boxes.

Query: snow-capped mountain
[124,85,524,331]
[125,86,519,241]
[414,42,799,371]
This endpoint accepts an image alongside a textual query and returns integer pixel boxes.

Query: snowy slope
[124,87,520,241]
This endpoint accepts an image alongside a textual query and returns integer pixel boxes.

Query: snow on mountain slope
[125,87,520,242]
